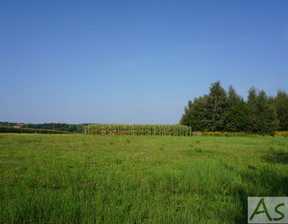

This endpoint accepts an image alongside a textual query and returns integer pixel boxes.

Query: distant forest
[0,122,85,133]
[180,81,288,134]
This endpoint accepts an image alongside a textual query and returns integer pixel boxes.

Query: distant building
[14,124,22,128]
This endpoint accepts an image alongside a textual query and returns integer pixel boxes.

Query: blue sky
[1,0,288,124]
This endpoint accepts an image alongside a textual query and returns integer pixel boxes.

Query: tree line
[0,122,22,127]
[21,123,86,133]
[0,122,86,133]
[180,81,288,134]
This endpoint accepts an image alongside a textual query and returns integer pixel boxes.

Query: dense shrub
[275,131,288,137]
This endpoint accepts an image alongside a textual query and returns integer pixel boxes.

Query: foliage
[273,90,288,131]
[206,81,227,131]
[0,121,23,127]
[180,96,209,131]
[224,86,248,132]
[246,88,279,134]
[85,124,191,136]
[21,123,86,133]
[180,82,287,134]
[198,131,271,137]
[224,102,248,132]
[275,131,288,137]
[1,134,288,223]
[0,126,72,134]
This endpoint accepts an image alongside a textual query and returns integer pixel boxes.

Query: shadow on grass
[234,166,288,224]
[262,149,288,164]
[234,189,248,224]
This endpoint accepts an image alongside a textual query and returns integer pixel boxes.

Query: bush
[275,131,288,137]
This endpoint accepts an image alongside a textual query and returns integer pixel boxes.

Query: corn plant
[84,124,191,136]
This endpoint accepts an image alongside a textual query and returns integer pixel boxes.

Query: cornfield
[84,124,191,136]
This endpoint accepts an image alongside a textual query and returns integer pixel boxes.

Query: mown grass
[0,134,288,223]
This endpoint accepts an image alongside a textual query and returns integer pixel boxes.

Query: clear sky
[1,0,288,124]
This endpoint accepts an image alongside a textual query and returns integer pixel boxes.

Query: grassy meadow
[0,134,288,223]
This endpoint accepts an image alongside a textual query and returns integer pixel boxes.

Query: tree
[224,85,248,132]
[26,123,33,128]
[180,82,282,134]
[206,81,227,131]
[246,88,278,134]
[180,95,209,131]
[180,100,193,127]
[227,85,242,107]
[274,90,288,131]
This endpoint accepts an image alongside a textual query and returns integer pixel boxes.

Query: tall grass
[1,134,288,223]
[84,124,191,136]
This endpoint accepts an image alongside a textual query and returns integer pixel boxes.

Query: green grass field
[1,134,288,223]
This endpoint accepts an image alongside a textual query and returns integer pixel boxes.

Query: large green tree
[206,81,227,131]
[274,90,288,131]
[180,82,285,134]
[246,88,278,134]
[224,85,248,132]
[180,95,209,131]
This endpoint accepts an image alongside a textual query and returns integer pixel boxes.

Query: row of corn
[84,124,192,136]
